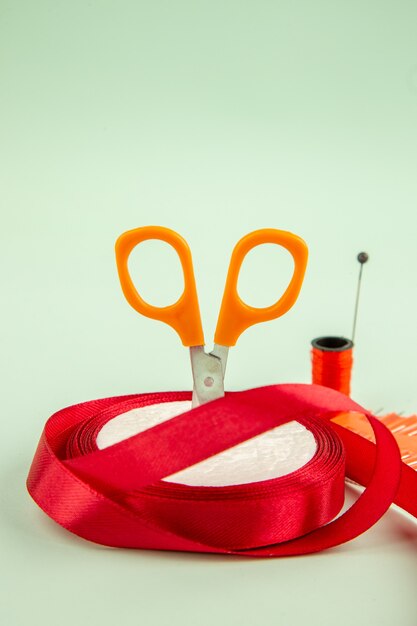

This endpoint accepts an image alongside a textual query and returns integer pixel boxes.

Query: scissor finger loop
[115,226,204,346]
[214,229,309,346]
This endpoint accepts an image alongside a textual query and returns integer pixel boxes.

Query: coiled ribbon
[27,384,417,556]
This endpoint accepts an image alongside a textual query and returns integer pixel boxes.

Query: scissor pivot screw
[204,376,214,387]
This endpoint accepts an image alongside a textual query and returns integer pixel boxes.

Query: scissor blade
[209,343,229,376]
[190,346,226,407]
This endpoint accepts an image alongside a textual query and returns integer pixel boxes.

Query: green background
[1,2,416,625]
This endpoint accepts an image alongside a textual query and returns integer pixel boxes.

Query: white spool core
[97,401,317,487]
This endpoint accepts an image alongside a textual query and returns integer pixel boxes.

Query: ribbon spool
[311,336,354,395]
[27,384,417,556]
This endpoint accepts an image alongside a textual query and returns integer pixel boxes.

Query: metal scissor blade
[190,345,228,407]
[209,343,229,376]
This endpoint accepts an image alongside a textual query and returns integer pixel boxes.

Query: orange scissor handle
[214,229,308,346]
[115,226,204,346]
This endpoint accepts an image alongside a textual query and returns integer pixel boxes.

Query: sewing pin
[352,252,369,344]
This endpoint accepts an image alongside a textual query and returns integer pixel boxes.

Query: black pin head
[357,251,369,264]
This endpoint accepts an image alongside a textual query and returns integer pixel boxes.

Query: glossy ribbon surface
[27,384,417,556]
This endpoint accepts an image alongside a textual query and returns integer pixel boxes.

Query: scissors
[115,226,308,407]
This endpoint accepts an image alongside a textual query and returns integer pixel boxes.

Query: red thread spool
[311,336,354,395]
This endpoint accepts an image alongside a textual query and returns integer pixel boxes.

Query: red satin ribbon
[27,384,417,556]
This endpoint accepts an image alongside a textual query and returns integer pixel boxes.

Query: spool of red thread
[311,336,354,395]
